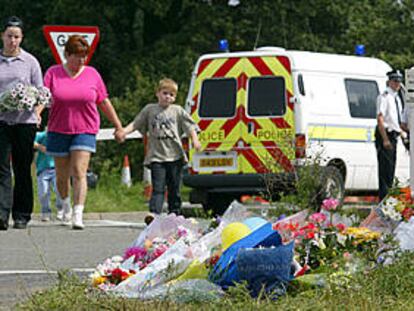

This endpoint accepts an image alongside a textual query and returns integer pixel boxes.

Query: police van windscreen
[248,76,286,117]
[199,78,237,118]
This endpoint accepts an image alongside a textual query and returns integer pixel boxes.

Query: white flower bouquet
[374,196,403,230]
[0,83,51,112]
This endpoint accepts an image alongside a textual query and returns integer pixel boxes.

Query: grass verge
[16,253,414,311]
[32,173,192,214]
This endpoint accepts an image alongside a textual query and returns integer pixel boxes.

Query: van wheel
[203,194,234,216]
[318,166,345,206]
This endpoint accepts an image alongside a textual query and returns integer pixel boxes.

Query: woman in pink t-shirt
[45,35,123,229]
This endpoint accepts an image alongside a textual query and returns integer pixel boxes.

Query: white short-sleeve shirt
[376,87,403,132]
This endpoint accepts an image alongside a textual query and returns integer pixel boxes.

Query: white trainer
[72,205,85,230]
[41,214,51,222]
[61,197,72,226]
[56,209,64,221]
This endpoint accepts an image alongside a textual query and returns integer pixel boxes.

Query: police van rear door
[188,54,295,175]
[241,55,295,174]
[188,57,241,174]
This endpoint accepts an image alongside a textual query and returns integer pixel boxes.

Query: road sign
[43,25,100,64]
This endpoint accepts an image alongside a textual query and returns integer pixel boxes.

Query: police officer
[375,69,406,200]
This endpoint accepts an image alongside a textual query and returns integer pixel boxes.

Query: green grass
[15,253,414,310]
[32,172,191,214]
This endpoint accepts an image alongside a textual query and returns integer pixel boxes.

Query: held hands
[114,128,126,143]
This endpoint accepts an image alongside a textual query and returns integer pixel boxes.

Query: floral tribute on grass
[273,198,382,274]
[0,82,51,112]
[89,193,414,301]
[90,225,190,290]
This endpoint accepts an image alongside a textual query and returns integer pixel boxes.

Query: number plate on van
[193,152,237,172]
[200,158,233,167]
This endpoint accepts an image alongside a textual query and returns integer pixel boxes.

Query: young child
[34,130,63,221]
[117,78,201,215]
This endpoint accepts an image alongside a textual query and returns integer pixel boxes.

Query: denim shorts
[46,132,96,157]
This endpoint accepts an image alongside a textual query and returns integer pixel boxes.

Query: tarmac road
[0,215,146,309]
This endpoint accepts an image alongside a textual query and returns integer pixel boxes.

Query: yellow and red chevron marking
[191,55,295,174]
[232,138,294,173]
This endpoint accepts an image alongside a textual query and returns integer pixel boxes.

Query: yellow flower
[92,276,107,287]
[344,227,380,244]
[395,202,405,212]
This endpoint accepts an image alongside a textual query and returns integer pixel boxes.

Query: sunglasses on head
[3,17,23,31]
[6,21,22,27]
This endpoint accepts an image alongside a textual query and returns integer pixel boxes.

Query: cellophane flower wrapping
[0,82,51,112]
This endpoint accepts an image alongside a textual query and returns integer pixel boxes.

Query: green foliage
[265,151,329,212]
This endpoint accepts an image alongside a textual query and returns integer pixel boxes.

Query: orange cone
[121,155,132,187]
[143,166,152,201]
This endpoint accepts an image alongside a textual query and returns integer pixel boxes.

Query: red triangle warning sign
[43,25,100,64]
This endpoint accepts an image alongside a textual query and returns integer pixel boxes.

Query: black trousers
[149,160,183,214]
[0,122,36,223]
[375,127,398,201]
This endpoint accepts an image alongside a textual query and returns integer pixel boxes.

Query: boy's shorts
[46,132,96,157]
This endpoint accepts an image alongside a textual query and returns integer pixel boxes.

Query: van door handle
[247,122,254,134]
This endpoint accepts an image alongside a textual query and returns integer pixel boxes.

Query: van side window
[199,78,237,118]
[345,79,379,119]
[248,76,286,116]
[298,74,305,96]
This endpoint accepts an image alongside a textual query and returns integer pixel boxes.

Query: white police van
[183,47,409,213]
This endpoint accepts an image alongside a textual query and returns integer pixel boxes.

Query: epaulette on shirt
[381,90,389,97]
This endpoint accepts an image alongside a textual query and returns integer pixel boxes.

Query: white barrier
[96,128,142,141]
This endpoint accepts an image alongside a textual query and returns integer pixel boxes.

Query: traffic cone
[121,155,132,187]
[143,166,152,201]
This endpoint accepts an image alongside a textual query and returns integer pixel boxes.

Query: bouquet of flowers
[0,82,51,112]
[91,226,190,289]
[273,198,381,271]
[90,255,137,290]
[376,187,414,225]
[123,226,189,269]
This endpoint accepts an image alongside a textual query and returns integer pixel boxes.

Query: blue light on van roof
[219,39,229,52]
[355,44,365,56]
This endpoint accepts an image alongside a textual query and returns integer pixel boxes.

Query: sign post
[405,68,414,198]
[43,25,100,64]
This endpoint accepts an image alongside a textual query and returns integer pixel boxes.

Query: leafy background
[2,0,414,179]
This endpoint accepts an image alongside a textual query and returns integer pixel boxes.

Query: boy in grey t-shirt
[117,78,201,214]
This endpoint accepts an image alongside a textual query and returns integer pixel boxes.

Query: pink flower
[309,212,327,224]
[336,223,346,232]
[322,198,340,211]
[123,247,147,262]
[343,252,352,262]
[149,244,169,262]
[293,228,306,238]
[177,226,188,238]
